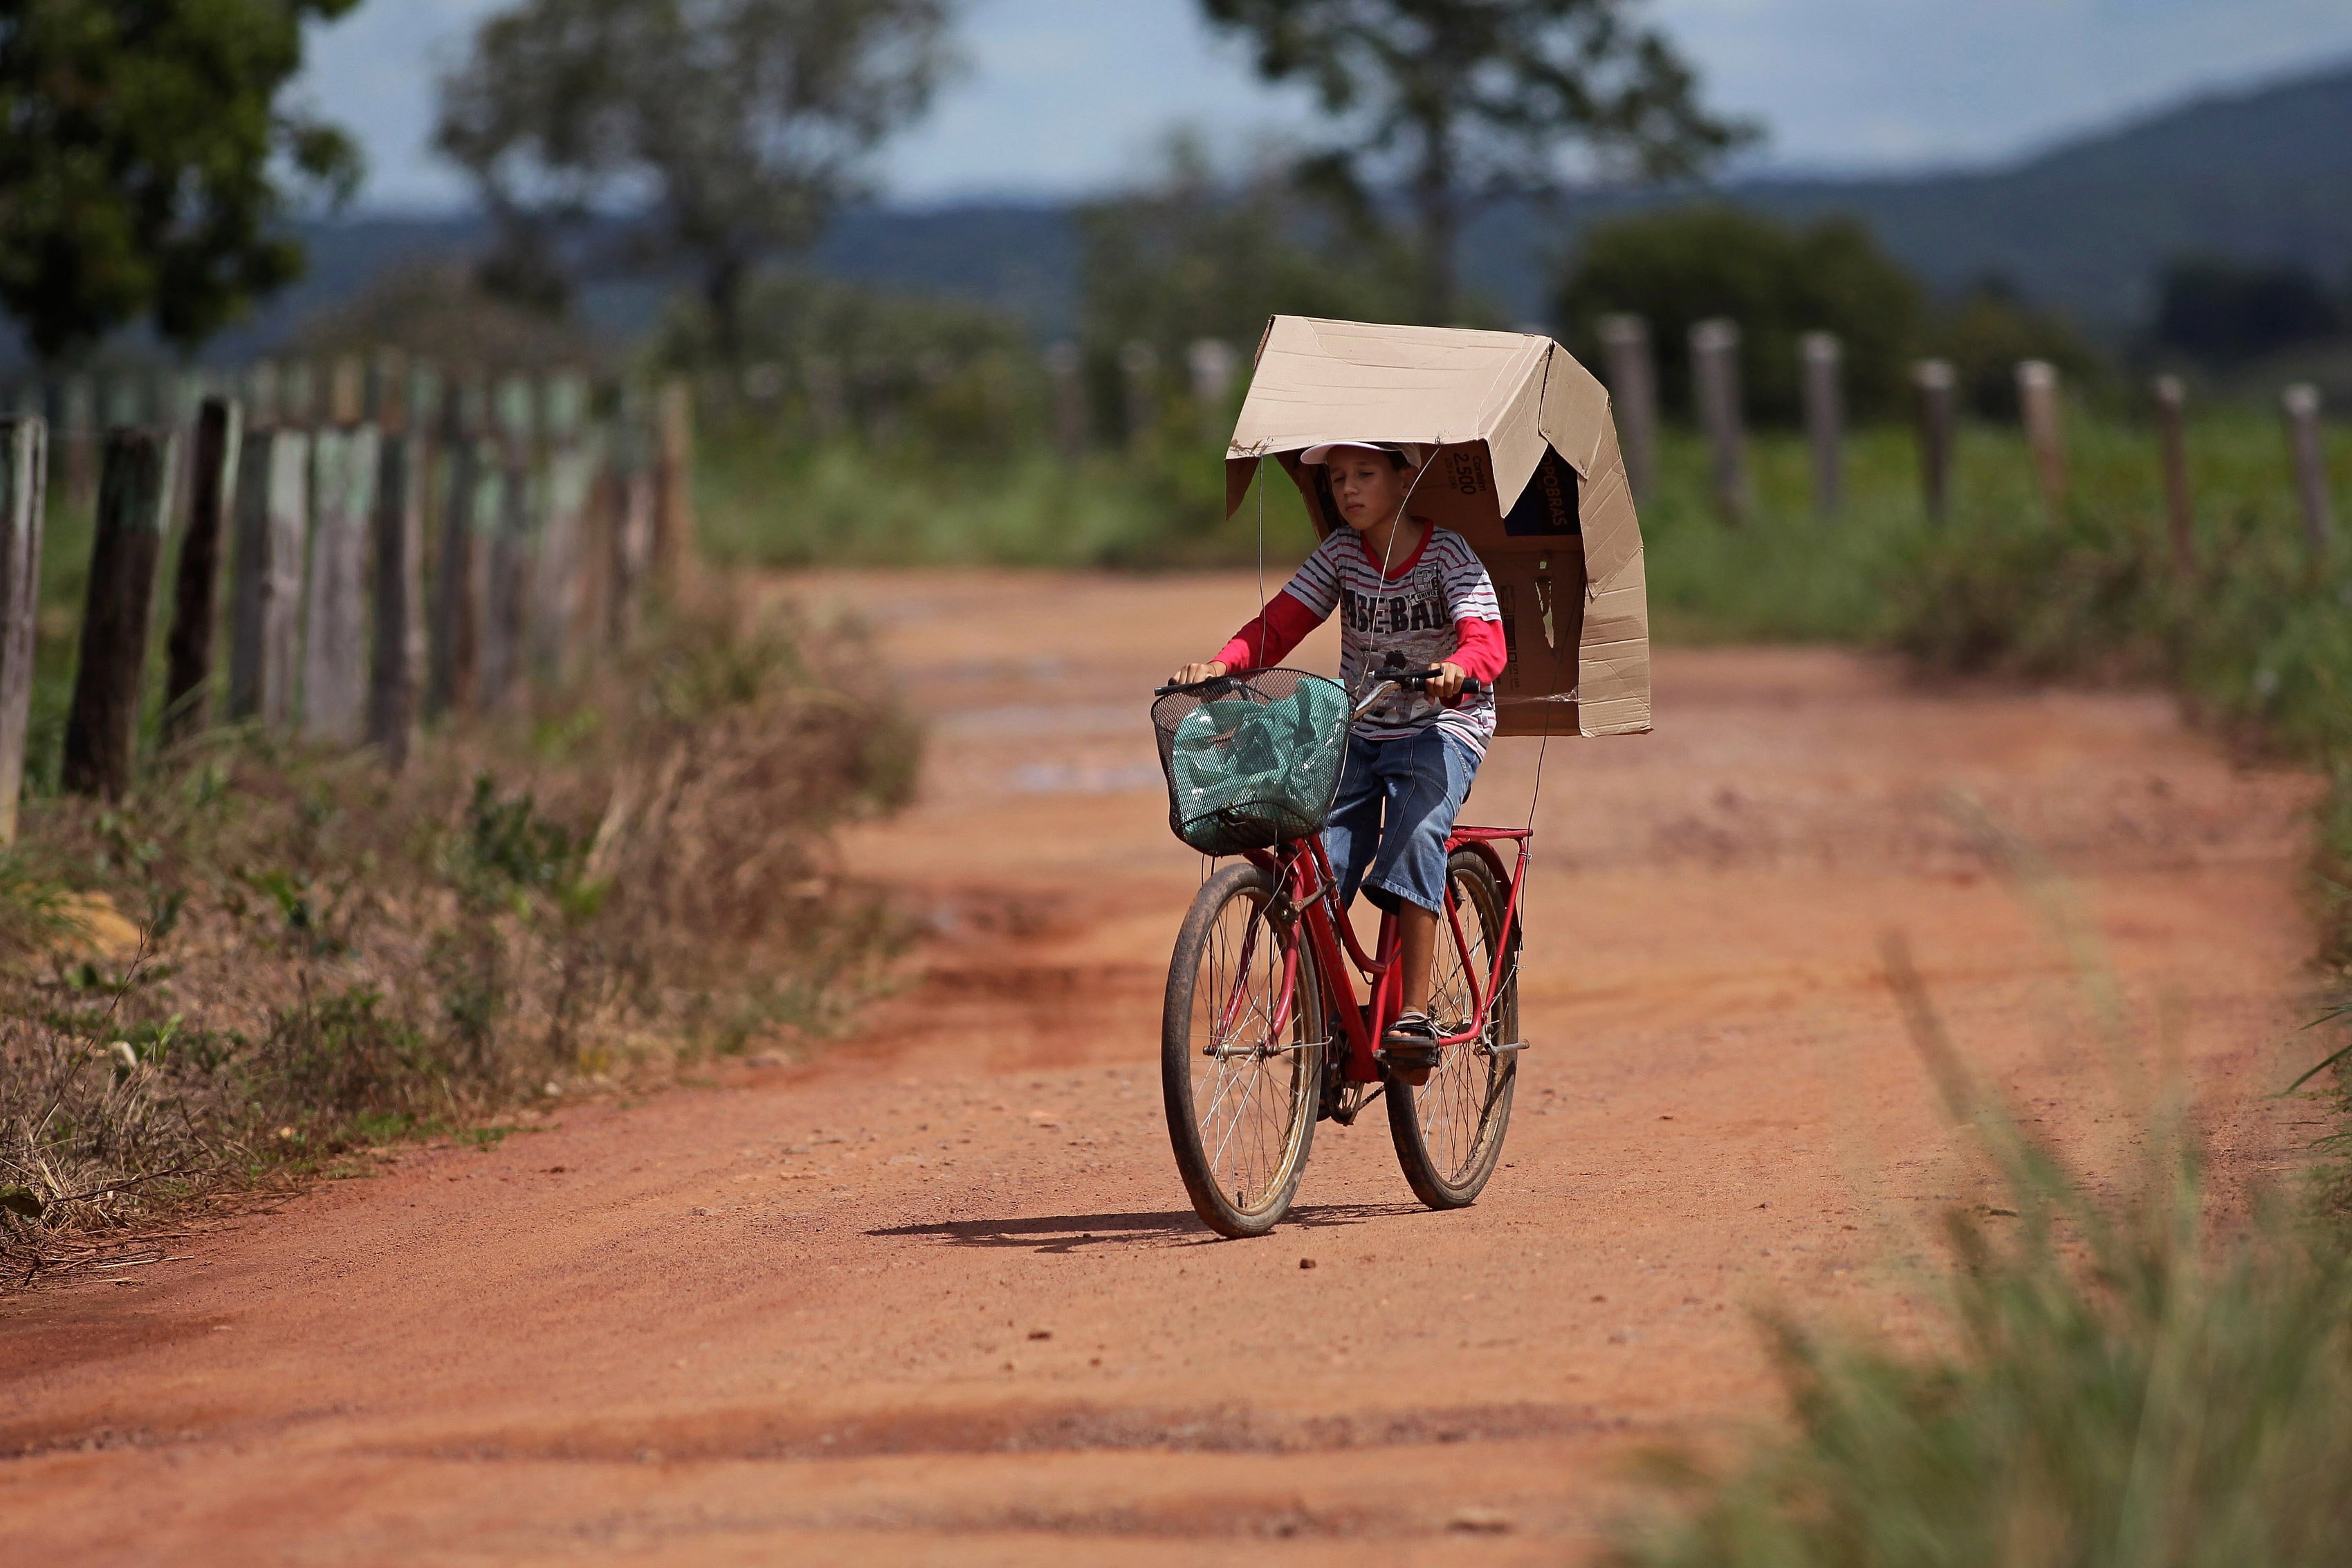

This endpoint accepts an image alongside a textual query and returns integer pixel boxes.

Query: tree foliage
[1927,278,2105,418]
[0,0,362,364]
[437,0,957,356]
[2154,256,2342,370]
[1201,0,1754,324]
[1559,205,1927,424]
[1560,206,2109,423]
[1076,134,1419,368]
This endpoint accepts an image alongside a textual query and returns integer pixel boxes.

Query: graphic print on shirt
[1283,526,1502,755]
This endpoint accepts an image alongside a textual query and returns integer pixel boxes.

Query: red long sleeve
[1215,600,1507,693]
[1215,591,1324,673]
[1450,616,1507,684]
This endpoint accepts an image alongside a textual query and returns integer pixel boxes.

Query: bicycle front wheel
[1386,848,1519,1209]
[1162,861,1325,1238]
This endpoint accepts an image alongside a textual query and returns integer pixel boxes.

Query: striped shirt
[1281,526,1502,755]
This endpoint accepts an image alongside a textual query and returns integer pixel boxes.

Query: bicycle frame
[1244,824,1529,1084]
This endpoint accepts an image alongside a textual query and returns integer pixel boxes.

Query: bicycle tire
[1162,861,1326,1237]
[1385,849,1518,1209]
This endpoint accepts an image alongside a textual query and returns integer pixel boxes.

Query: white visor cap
[1298,440,1430,469]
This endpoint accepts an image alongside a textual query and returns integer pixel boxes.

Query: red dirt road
[0,570,2325,1563]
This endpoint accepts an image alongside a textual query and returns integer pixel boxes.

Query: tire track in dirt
[0,569,2322,1563]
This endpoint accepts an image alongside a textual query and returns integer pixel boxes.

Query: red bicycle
[1154,665,1527,1238]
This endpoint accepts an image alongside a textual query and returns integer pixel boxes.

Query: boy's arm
[1174,546,1341,683]
[1433,536,1507,698]
[1449,616,1507,684]
[1214,592,1324,674]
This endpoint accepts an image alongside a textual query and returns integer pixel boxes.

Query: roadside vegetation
[0,570,917,1278]
[1617,930,2352,1566]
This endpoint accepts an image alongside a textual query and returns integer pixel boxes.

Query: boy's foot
[1378,1012,1441,1087]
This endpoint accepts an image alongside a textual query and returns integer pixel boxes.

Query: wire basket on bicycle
[1152,668,1349,858]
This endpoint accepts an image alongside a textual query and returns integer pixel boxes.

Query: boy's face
[1325,448,1420,531]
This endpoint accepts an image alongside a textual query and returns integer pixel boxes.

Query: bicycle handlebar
[1154,668,1487,706]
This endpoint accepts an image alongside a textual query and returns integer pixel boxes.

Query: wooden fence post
[1799,331,1845,517]
[2018,360,2067,513]
[1120,341,1159,454]
[1913,359,1957,524]
[1186,338,1238,439]
[64,431,176,797]
[329,356,365,427]
[162,397,242,745]
[303,426,377,744]
[538,372,591,677]
[483,453,529,710]
[281,361,318,427]
[533,438,595,687]
[244,361,282,427]
[428,382,483,718]
[0,418,47,842]
[369,431,425,766]
[1045,342,1086,461]
[1689,317,1747,524]
[2284,382,2335,555]
[1596,314,1657,501]
[60,374,95,513]
[102,373,145,432]
[478,377,536,708]
[611,409,656,645]
[2151,376,2195,574]
[228,430,311,725]
[653,377,697,597]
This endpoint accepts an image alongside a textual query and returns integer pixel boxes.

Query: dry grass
[0,586,918,1276]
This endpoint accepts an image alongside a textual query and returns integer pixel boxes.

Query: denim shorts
[1321,727,1481,915]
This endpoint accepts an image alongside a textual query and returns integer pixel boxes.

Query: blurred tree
[1201,0,1754,325]
[1557,205,1927,423]
[293,264,607,376]
[1929,277,2104,418]
[0,1,362,364]
[437,0,957,360]
[2153,256,2341,369]
[654,270,1040,454]
[1076,134,1420,371]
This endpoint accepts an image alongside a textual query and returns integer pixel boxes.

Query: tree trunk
[1413,129,1459,328]
[705,253,748,362]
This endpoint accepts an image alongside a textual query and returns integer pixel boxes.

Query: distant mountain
[802,57,2352,338]
[30,53,2351,367]
[1733,58,2352,329]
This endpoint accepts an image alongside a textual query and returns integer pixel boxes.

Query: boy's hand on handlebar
[1168,660,1228,688]
[1428,661,1469,703]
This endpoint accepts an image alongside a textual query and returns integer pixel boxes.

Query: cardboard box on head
[1224,316,1651,739]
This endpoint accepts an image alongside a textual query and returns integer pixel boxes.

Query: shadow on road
[870,1201,1425,1253]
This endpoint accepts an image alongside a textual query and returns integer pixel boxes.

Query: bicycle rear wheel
[1162,861,1326,1237]
[1386,849,1518,1209]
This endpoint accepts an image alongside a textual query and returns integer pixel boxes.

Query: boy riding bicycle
[1168,442,1507,1083]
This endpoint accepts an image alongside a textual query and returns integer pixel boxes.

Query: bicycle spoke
[1413,869,1503,1187]
[1183,881,1313,1216]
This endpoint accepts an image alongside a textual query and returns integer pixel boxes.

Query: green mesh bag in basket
[1152,669,1350,857]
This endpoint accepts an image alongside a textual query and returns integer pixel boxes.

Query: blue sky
[299,0,2352,210]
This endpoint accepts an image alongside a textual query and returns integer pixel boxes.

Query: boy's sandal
[1378,1014,1442,1082]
